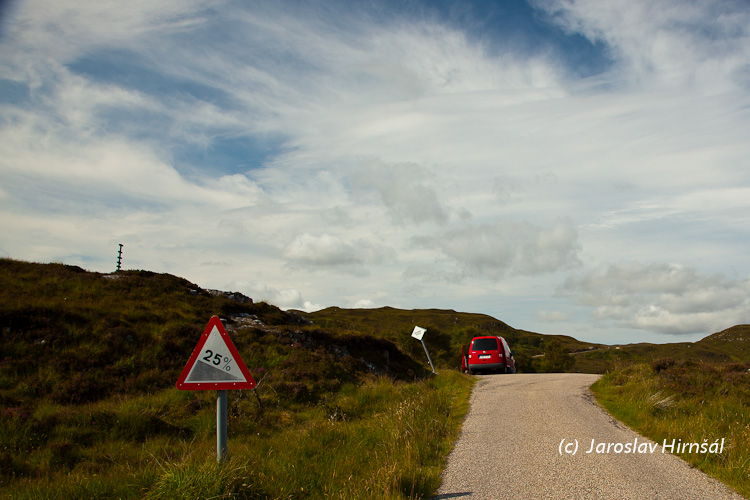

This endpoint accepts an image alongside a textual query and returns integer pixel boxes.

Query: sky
[1,0,749,345]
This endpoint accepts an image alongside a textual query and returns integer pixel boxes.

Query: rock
[207,289,253,304]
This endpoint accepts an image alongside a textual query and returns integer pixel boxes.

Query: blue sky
[2,0,750,344]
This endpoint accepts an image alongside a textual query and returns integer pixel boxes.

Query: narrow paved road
[435,373,745,500]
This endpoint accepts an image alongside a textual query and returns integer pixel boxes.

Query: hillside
[297,308,750,372]
[296,306,603,372]
[0,259,473,498]
[3,258,746,386]
[3,258,750,497]
[570,325,750,372]
[697,324,750,356]
[0,259,425,408]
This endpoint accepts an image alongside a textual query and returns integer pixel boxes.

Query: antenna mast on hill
[116,243,123,272]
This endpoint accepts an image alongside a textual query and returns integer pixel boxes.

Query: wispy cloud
[2,0,749,342]
[535,0,750,90]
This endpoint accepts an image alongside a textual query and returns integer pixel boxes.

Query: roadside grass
[2,371,472,499]
[591,360,750,498]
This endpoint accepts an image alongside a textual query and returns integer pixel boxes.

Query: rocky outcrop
[206,289,253,304]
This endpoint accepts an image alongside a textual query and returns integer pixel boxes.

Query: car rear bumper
[468,362,506,372]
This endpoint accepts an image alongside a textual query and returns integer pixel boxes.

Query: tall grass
[591,360,750,498]
[2,371,472,499]
[147,371,472,499]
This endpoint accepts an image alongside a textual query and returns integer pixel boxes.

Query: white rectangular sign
[411,326,426,341]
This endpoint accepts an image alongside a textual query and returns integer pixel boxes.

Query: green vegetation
[0,259,472,498]
[302,308,750,374]
[571,325,750,373]
[535,339,575,373]
[301,306,598,373]
[4,258,750,498]
[591,360,750,498]
[2,372,472,499]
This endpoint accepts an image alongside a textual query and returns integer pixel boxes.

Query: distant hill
[296,309,750,373]
[569,324,750,372]
[695,324,750,361]
[699,324,750,345]
[295,306,603,372]
[2,258,748,396]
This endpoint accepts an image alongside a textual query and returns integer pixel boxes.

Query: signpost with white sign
[411,326,436,374]
[176,315,256,461]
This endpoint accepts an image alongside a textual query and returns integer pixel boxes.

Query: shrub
[537,339,574,373]
[53,372,104,405]
[651,357,676,372]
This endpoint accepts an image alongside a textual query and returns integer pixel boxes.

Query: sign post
[411,326,436,374]
[217,390,228,461]
[176,316,256,462]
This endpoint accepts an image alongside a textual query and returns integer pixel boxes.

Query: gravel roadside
[434,373,745,500]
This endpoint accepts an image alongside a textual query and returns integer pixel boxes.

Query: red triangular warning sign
[176,316,256,390]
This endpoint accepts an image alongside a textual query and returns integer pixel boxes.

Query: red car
[464,336,516,374]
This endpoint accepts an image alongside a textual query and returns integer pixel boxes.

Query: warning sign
[176,316,256,390]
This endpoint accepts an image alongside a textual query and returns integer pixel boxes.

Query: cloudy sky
[2,0,749,344]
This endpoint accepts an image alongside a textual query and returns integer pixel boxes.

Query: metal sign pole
[217,390,228,462]
[421,339,437,374]
[411,326,437,375]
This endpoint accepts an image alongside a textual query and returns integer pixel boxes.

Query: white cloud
[352,299,378,309]
[349,159,451,225]
[536,0,750,90]
[2,0,750,344]
[225,280,324,312]
[417,217,580,280]
[0,125,263,214]
[535,310,570,323]
[1,0,210,73]
[282,233,396,276]
[561,262,750,335]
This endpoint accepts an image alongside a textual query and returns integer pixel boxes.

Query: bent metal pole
[421,339,437,374]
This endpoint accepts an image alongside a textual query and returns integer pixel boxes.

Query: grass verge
[591,360,750,498]
[2,370,473,499]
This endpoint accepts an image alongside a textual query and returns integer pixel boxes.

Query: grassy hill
[296,307,750,373]
[296,306,603,373]
[571,325,750,373]
[0,259,471,498]
[2,258,749,498]
[697,324,750,359]
[0,259,426,408]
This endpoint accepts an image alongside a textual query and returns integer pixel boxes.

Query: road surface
[435,373,745,500]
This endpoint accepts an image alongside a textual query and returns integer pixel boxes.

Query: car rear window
[471,338,498,351]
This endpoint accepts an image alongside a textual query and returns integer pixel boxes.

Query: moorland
[1,258,748,498]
